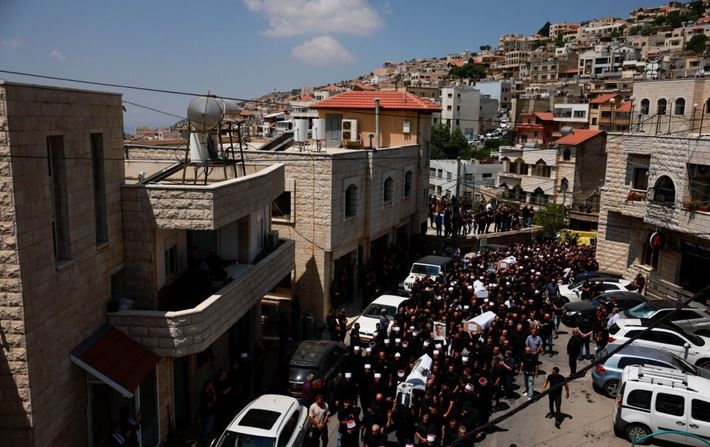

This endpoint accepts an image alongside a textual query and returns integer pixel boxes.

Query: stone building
[596,133,710,298]
[0,82,293,446]
[247,90,439,321]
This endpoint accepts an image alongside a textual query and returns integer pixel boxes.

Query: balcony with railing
[107,239,294,357]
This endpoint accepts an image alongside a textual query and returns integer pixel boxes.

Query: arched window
[674,98,685,116]
[563,148,571,161]
[383,177,394,203]
[345,184,359,218]
[534,160,550,177]
[657,98,667,115]
[403,171,413,198]
[640,98,650,115]
[652,175,676,207]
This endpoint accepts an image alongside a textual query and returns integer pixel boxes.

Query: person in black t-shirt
[542,367,569,428]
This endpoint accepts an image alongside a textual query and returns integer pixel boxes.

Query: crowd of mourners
[303,241,605,447]
[428,196,535,238]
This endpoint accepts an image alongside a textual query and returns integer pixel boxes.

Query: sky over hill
[1,0,659,130]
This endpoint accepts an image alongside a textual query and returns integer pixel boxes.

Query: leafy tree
[533,203,566,241]
[537,22,551,37]
[479,45,492,52]
[686,34,708,55]
[448,63,487,81]
[430,124,469,159]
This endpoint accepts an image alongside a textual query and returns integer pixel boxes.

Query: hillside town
[1,2,710,447]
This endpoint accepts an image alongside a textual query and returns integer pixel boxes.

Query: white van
[401,255,452,293]
[612,365,710,446]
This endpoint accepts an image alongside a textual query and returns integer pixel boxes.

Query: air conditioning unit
[342,119,358,142]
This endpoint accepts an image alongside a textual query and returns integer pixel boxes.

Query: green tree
[448,129,469,158]
[686,34,708,55]
[533,203,566,241]
[430,124,469,159]
[479,44,492,52]
[448,63,487,81]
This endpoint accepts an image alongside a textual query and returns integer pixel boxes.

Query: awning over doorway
[70,325,159,398]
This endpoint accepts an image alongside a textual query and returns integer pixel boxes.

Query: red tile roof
[314,91,441,112]
[555,129,604,145]
[448,60,465,67]
[534,112,555,121]
[71,325,159,398]
[616,101,632,112]
[563,68,578,74]
[589,93,618,104]
[353,82,377,91]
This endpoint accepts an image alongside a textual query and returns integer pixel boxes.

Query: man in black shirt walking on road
[542,367,569,428]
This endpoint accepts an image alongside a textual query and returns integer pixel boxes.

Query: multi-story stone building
[596,133,710,299]
[246,90,439,321]
[0,81,293,446]
[440,86,481,138]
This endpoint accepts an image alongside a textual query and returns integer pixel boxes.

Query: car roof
[615,318,690,333]
[370,294,411,306]
[289,340,344,367]
[227,394,301,437]
[603,343,679,361]
[596,290,646,299]
[633,299,699,310]
[414,255,452,265]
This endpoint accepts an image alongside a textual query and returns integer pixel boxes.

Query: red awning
[71,325,159,397]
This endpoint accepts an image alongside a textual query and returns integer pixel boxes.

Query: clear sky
[1,0,662,131]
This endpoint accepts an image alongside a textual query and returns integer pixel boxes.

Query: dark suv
[561,291,647,327]
[287,340,348,399]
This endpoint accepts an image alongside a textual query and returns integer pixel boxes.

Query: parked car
[571,270,622,284]
[287,340,348,399]
[558,278,633,303]
[211,394,308,447]
[561,291,648,327]
[622,299,710,336]
[592,343,710,398]
[562,290,648,327]
[612,365,710,446]
[401,255,452,293]
[607,318,710,369]
[352,294,413,343]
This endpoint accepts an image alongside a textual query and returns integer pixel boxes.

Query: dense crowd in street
[428,196,535,238]
[303,241,609,447]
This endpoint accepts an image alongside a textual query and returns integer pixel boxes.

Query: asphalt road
[474,327,631,447]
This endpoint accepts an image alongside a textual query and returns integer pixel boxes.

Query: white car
[352,294,412,343]
[211,394,308,447]
[558,278,633,303]
[608,318,710,369]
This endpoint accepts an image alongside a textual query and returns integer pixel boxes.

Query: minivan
[612,365,710,446]
[287,340,348,399]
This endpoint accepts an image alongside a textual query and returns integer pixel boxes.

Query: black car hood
[564,301,595,312]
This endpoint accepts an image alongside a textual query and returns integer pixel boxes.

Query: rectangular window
[272,191,292,221]
[692,399,710,422]
[91,133,108,244]
[626,155,650,190]
[655,393,685,417]
[47,136,71,261]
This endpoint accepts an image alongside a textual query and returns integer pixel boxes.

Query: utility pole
[455,157,461,199]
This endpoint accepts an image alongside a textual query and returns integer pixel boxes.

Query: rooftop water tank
[187,96,225,131]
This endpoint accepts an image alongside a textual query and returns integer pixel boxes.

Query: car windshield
[590,295,608,308]
[213,432,275,447]
[362,303,396,318]
[625,303,655,319]
[671,355,699,375]
[411,264,440,276]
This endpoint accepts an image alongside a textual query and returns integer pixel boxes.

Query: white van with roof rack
[612,364,710,446]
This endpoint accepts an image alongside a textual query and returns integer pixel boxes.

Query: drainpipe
[374,97,380,150]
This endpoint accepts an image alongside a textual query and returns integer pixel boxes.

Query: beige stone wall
[597,132,710,282]
[0,82,125,446]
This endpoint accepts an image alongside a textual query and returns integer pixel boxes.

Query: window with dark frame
[47,135,71,261]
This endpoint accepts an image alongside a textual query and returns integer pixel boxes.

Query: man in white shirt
[307,394,330,447]
[607,307,621,329]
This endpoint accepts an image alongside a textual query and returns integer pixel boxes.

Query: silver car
[592,343,710,397]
